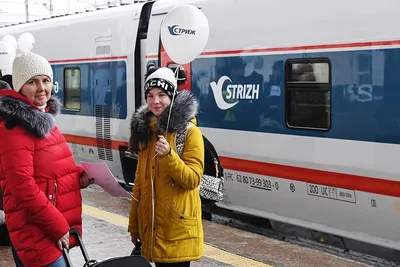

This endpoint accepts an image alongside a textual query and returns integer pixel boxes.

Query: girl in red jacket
[0,52,93,267]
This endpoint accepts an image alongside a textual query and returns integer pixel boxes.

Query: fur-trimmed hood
[0,90,62,137]
[130,90,199,150]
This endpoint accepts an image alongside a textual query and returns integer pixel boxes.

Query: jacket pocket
[161,203,199,241]
[46,180,57,206]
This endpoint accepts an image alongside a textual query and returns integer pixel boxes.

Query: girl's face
[146,88,171,116]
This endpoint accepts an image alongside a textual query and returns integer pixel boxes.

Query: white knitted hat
[12,52,53,93]
[144,67,177,98]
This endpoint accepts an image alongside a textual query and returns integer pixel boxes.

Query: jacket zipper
[48,181,57,206]
[150,178,155,262]
[53,182,57,206]
[150,155,157,262]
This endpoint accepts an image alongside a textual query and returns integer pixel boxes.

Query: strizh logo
[210,76,260,110]
[168,25,196,36]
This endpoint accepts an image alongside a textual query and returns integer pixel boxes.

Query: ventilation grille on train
[95,105,113,161]
[96,45,111,56]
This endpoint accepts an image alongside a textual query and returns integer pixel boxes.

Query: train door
[120,1,156,188]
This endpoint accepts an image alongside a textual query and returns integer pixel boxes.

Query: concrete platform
[0,186,372,267]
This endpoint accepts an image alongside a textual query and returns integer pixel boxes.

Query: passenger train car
[1,0,400,260]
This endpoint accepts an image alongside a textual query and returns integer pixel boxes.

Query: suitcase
[63,229,152,267]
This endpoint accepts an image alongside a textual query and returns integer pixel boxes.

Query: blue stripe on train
[192,48,400,145]
[53,49,400,145]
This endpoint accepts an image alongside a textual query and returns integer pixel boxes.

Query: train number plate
[307,183,356,203]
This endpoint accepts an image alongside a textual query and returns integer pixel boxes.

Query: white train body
[1,0,400,255]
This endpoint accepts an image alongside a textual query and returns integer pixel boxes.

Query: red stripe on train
[146,39,400,59]
[46,39,400,63]
[48,56,128,64]
[63,134,400,198]
[220,157,400,198]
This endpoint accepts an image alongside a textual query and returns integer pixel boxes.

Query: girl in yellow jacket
[128,67,205,267]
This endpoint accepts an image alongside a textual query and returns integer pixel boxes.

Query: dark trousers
[155,262,190,267]
[11,246,24,267]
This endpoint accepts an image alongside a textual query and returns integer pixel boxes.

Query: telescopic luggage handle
[63,228,96,267]
[131,240,142,256]
[63,245,73,267]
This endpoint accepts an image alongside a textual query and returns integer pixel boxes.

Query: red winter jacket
[0,90,84,267]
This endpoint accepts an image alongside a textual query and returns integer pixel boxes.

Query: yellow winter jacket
[128,91,204,263]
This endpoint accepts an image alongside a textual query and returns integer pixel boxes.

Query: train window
[64,68,81,111]
[285,59,331,130]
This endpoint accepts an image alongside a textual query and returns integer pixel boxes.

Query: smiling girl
[128,67,205,267]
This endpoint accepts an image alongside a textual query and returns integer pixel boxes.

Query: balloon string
[165,65,181,133]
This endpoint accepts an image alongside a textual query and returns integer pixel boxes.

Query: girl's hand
[155,135,170,157]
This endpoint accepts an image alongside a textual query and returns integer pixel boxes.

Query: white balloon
[160,5,209,64]
[0,41,16,73]
[18,33,35,53]
[1,35,18,51]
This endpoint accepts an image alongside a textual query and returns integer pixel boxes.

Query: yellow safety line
[82,204,272,267]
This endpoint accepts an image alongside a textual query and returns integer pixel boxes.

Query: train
[1,0,400,261]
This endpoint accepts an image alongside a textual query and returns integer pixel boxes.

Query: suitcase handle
[63,228,92,267]
[131,240,142,256]
[63,246,73,267]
